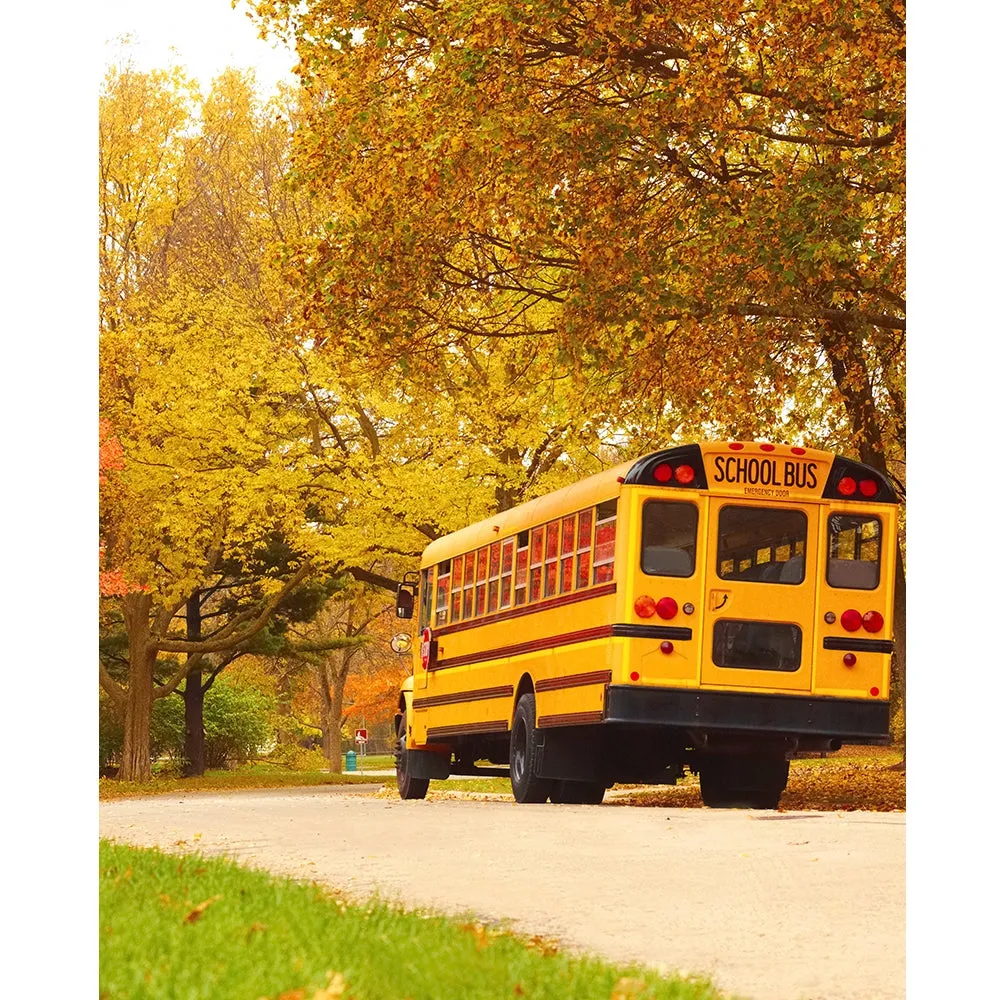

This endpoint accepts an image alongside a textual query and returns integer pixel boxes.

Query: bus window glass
[717,506,807,584]
[487,542,501,613]
[544,521,560,597]
[514,535,529,606]
[419,568,433,630]
[529,527,544,602]
[827,514,882,590]
[593,499,617,584]
[576,509,593,588]
[641,501,698,577]
[450,556,462,620]
[462,551,475,618]
[435,562,450,625]
[500,538,514,609]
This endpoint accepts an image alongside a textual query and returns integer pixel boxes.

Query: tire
[395,713,429,801]
[550,780,606,805]
[509,693,554,803]
[699,753,788,809]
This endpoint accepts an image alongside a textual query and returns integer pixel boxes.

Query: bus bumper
[604,684,890,744]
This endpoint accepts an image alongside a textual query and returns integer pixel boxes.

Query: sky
[100,0,297,93]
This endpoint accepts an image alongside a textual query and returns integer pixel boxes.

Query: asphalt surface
[100,787,904,1000]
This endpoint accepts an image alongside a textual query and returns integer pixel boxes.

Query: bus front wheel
[698,753,788,809]
[395,714,430,801]
[510,694,554,803]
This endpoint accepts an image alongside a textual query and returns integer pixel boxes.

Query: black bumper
[604,685,889,742]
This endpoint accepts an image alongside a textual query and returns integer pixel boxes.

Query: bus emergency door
[701,498,819,692]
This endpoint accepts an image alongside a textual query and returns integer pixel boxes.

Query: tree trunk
[322,670,347,774]
[182,593,206,777]
[120,592,156,782]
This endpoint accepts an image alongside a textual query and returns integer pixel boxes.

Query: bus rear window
[641,501,698,577]
[827,514,881,590]
[717,506,807,584]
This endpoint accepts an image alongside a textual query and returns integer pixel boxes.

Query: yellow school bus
[392,441,898,808]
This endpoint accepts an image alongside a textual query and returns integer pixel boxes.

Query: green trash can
[345,750,357,772]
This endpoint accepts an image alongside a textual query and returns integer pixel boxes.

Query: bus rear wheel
[395,714,430,801]
[550,780,606,805]
[510,694,554,803]
[698,753,788,809]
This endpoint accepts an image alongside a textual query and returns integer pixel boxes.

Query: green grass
[100,840,727,1000]
[99,767,391,802]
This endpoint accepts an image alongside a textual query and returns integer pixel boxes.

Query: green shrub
[99,676,276,773]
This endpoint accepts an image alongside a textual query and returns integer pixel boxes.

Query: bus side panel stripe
[432,625,613,670]
[413,685,514,709]
[535,670,613,692]
[538,711,605,728]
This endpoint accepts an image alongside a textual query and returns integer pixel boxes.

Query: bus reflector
[837,477,857,497]
[859,478,878,498]
[634,595,656,618]
[660,641,674,654]
[843,653,857,667]
[791,446,806,455]
[675,464,695,484]
[870,687,880,697]
[656,596,678,620]
[728,442,744,450]
[630,671,640,681]
[653,463,673,483]
[760,443,775,451]
[841,609,862,632]
[862,610,884,633]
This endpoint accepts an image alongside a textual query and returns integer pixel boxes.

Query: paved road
[100,788,904,1000]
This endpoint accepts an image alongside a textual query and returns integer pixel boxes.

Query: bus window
[450,556,462,621]
[434,561,450,625]
[529,527,544,602]
[514,531,529,606]
[717,506,807,584]
[499,538,514,609]
[419,567,433,630]
[593,499,617,584]
[827,514,882,590]
[559,515,576,594]
[576,508,593,589]
[463,551,475,619]
[641,501,698,577]
[544,521,560,597]
[487,541,501,613]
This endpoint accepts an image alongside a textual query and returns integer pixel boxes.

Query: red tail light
[841,609,862,632]
[760,443,775,452]
[656,596,678,620]
[634,595,656,618]
[837,477,857,497]
[862,611,884,633]
[843,653,857,667]
[675,464,695,485]
[653,463,673,483]
[660,641,674,654]
[859,479,878,498]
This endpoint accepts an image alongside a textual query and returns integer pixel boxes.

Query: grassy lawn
[99,765,391,802]
[100,840,728,1000]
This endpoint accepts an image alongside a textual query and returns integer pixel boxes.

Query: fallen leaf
[311,971,347,999]
[184,895,223,923]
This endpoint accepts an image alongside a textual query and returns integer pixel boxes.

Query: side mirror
[395,583,415,619]
[390,633,412,654]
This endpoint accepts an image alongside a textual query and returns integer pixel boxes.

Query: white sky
[100,0,297,93]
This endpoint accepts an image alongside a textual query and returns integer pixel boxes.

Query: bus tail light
[634,595,656,618]
[652,463,673,483]
[862,611,884,633]
[843,653,857,667]
[841,609,862,632]
[656,596,678,620]
[859,479,878,498]
[660,641,674,654]
[675,464,695,485]
[837,476,857,497]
